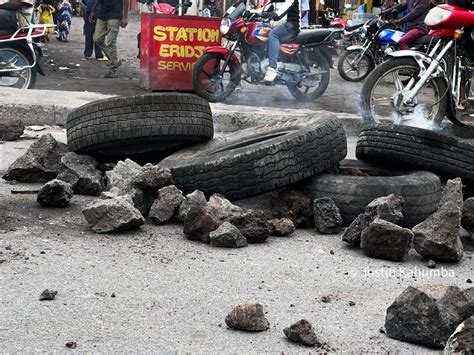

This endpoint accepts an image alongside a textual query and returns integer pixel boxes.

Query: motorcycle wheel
[287,56,330,102]
[0,45,36,89]
[192,52,240,102]
[360,57,448,127]
[337,48,374,82]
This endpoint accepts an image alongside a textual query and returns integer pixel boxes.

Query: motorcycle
[192,1,341,102]
[0,24,51,89]
[360,0,474,127]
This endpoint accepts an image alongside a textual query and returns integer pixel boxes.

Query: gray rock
[230,210,271,243]
[82,195,145,233]
[225,303,270,331]
[313,197,342,234]
[385,284,471,347]
[133,164,174,190]
[37,179,73,207]
[268,218,295,236]
[465,287,474,317]
[413,178,464,262]
[183,205,219,243]
[56,152,104,196]
[149,185,184,224]
[3,133,68,182]
[39,289,57,301]
[283,319,319,347]
[462,197,474,230]
[427,259,436,268]
[209,222,248,248]
[459,227,472,240]
[274,190,313,227]
[178,190,207,222]
[0,119,24,141]
[207,194,243,223]
[342,212,373,246]
[444,315,474,354]
[360,218,413,261]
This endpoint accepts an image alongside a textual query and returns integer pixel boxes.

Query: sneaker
[263,66,278,82]
[84,56,93,60]
[104,70,118,78]
[96,56,108,61]
[107,59,122,69]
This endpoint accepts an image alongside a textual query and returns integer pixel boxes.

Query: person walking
[56,0,73,41]
[81,0,107,60]
[89,0,129,78]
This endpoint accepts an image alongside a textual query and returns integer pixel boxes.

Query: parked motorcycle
[192,1,341,102]
[0,25,51,89]
[360,0,474,127]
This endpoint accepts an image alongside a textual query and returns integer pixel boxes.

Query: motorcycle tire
[192,52,240,102]
[287,55,331,102]
[298,159,441,227]
[159,118,347,200]
[337,48,374,82]
[66,93,213,157]
[0,44,37,89]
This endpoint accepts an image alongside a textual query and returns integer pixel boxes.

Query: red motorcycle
[192,1,341,102]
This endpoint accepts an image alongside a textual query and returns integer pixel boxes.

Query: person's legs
[398,28,428,50]
[84,18,94,57]
[265,22,298,81]
[94,19,109,57]
[103,19,120,77]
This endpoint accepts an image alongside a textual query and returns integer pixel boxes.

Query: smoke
[391,104,441,131]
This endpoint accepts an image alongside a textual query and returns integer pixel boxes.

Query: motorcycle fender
[204,47,240,67]
[34,45,45,76]
[346,44,365,51]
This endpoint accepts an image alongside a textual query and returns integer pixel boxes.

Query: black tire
[299,159,441,227]
[159,118,347,200]
[66,93,213,157]
[0,44,37,89]
[356,124,474,184]
[287,55,330,101]
[337,48,374,82]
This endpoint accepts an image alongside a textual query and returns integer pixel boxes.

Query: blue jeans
[268,22,299,69]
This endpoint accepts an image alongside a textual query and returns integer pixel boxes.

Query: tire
[337,48,374,82]
[66,93,213,157]
[0,45,37,89]
[360,57,448,126]
[299,159,441,227]
[356,124,474,184]
[159,118,347,200]
[287,55,330,102]
[192,52,240,102]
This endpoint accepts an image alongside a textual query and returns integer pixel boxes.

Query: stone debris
[225,303,270,331]
[65,341,77,349]
[3,133,68,182]
[149,185,184,224]
[39,289,57,301]
[385,284,472,347]
[283,319,319,347]
[274,190,313,227]
[360,218,413,261]
[209,222,248,248]
[444,315,474,354]
[207,194,243,223]
[341,213,373,246]
[178,190,207,222]
[183,205,219,243]
[268,218,295,236]
[37,179,73,208]
[57,152,104,196]
[313,197,342,234]
[0,118,24,141]
[133,164,174,190]
[230,210,271,243]
[427,259,436,268]
[82,195,145,233]
[413,178,464,262]
[462,197,474,231]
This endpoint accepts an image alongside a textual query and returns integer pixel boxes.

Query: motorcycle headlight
[425,7,452,26]
[220,18,231,35]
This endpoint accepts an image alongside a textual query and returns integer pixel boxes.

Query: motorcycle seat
[412,35,436,45]
[290,29,334,45]
[0,27,17,36]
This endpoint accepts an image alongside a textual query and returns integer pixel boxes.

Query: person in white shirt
[300,0,309,28]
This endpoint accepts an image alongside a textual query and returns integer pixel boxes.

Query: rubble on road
[57,152,104,196]
[360,218,413,261]
[268,218,295,236]
[444,315,474,354]
[313,197,342,234]
[39,289,57,301]
[183,205,219,243]
[207,194,243,223]
[0,119,24,141]
[462,197,474,231]
[177,190,207,222]
[283,319,319,347]
[413,178,464,262]
[133,164,174,190]
[225,303,270,331]
[385,284,472,347]
[274,190,313,228]
[3,133,68,182]
[37,180,73,208]
[149,185,184,224]
[209,222,248,248]
[230,210,271,243]
[82,195,145,233]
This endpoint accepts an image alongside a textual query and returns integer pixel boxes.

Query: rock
[97,162,116,173]
[313,197,342,234]
[459,227,472,240]
[56,152,104,196]
[413,178,464,262]
[37,179,73,207]
[274,190,313,227]
[385,284,472,347]
[183,205,219,243]
[39,289,57,301]
[342,194,404,246]
[65,341,77,349]
[149,185,184,224]
[268,218,295,236]
[427,259,436,268]
[444,315,474,354]
[178,190,207,222]
[462,197,474,230]
[465,287,474,316]
[3,133,68,182]
[360,218,413,261]
[283,319,319,347]
[82,195,145,233]
[225,303,270,331]
[0,119,24,141]
[207,194,243,223]
[209,222,248,248]
[133,164,174,190]
[230,210,271,243]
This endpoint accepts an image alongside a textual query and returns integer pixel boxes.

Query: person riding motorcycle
[0,0,35,29]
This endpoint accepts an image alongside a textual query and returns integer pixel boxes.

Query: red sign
[140,14,221,91]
